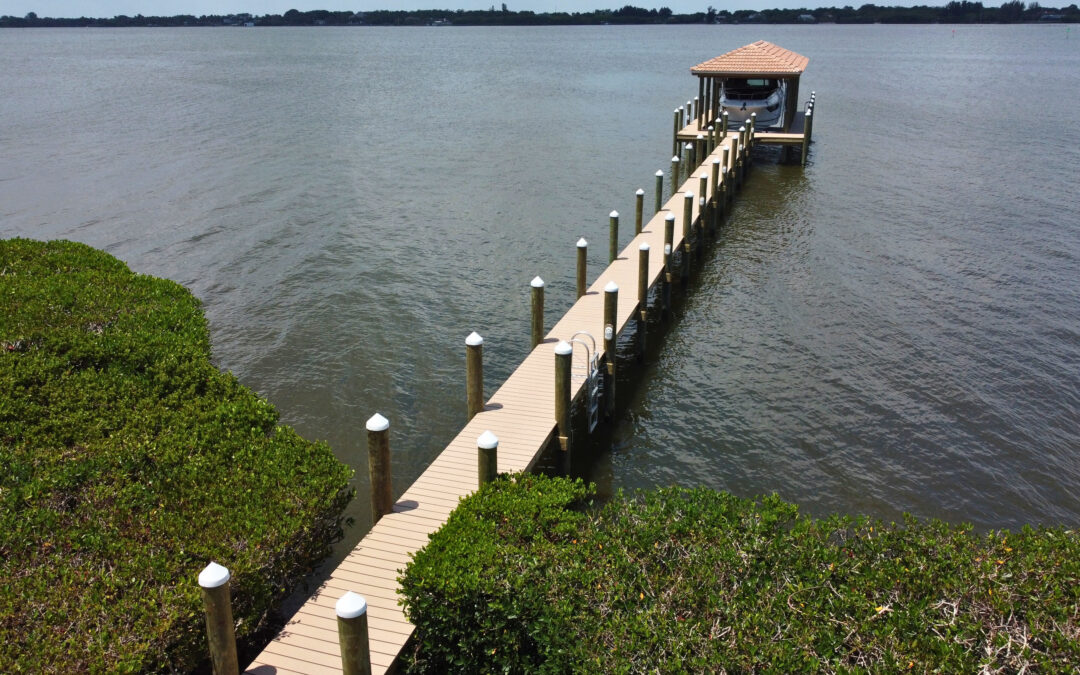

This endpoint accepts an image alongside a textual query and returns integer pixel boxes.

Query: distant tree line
[3,3,1077,28]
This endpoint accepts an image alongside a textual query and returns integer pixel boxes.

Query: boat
[720,77,785,128]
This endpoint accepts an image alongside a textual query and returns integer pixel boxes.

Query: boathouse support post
[670,156,680,198]
[635,189,644,235]
[609,211,619,264]
[603,282,618,418]
[466,332,484,420]
[336,592,372,675]
[682,191,694,285]
[199,562,239,675]
[530,277,545,350]
[654,170,664,214]
[663,214,675,315]
[576,238,587,299]
[637,243,650,360]
[477,430,498,487]
[802,110,813,166]
[366,413,393,524]
[554,341,573,464]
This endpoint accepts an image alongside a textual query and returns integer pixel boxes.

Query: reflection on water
[2,25,1078,572]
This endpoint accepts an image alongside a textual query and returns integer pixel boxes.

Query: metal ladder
[570,331,601,433]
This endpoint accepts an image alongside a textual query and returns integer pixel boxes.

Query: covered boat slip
[688,40,809,134]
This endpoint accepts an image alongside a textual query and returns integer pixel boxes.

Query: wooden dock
[246,128,760,674]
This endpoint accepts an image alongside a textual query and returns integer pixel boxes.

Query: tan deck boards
[246,134,745,675]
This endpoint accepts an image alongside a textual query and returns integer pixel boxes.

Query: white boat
[720,77,785,128]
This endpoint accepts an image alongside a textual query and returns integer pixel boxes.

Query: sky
[2,0,930,18]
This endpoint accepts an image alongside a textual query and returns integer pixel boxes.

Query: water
[2,25,1078,570]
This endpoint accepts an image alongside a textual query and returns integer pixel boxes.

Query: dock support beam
[199,562,239,675]
[366,413,392,524]
[336,592,372,675]
[466,332,483,420]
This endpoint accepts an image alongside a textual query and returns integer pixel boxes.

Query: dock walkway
[246,132,748,674]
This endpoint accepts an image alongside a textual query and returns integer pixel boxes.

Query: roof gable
[691,41,809,77]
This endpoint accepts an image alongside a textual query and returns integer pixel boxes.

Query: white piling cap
[655,169,664,176]
[713,158,721,164]
[700,197,706,205]
[336,591,368,619]
[604,281,619,293]
[477,430,499,449]
[684,142,693,148]
[199,561,230,589]
[555,340,573,356]
[684,191,695,199]
[576,237,588,248]
[707,125,714,131]
[639,242,650,251]
[665,213,676,221]
[531,276,545,288]
[696,134,704,139]
[671,156,680,162]
[739,126,746,132]
[636,188,645,196]
[664,244,672,254]
[366,413,390,432]
[609,210,619,218]
[466,331,484,346]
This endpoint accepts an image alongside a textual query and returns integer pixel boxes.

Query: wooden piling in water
[335,592,371,675]
[802,110,813,166]
[477,430,498,487]
[682,191,693,284]
[530,277,544,350]
[608,210,619,264]
[637,242,649,359]
[603,281,618,418]
[683,143,693,182]
[634,189,644,235]
[654,170,663,214]
[199,562,239,675]
[466,332,483,420]
[710,158,721,233]
[366,413,392,524]
[672,108,681,156]
[670,156,680,198]
[576,237,587,299]
[663,213,674,315]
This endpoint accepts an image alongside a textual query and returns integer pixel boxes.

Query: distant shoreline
[3,4,1078,28]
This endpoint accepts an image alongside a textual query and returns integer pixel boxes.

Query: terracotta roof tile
[691,40,809,76]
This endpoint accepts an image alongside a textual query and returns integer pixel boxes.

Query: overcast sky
[3,0,938,18]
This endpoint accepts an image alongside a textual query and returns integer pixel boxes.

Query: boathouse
[689,40,809,133]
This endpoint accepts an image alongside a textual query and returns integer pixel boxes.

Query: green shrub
[0,239,353,672]
[400,474,1080,673]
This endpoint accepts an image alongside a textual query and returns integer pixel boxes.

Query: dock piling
[682,191,694,284]
[576,238,587,299]
[477,430,499,487]
[710,158,721,233]
[673,107,682,156]
[530,277,545,350]
[663,213,675,314]
[366,413,392,524]
[466,332,484,420]
[336,592,372,675]
[802,110,813,166]
[603,281,618,418]
[634,189,644,235]
[608,211,619,264]
[683,143,693,181]
[654,170,663,214]
[670,156,680,198]
[637,242,650,359]
[199,562,238,675]
[554,341,572,460]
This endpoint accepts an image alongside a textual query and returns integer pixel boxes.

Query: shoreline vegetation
[3,3,1078,28]
[401,473,1080,672]
[0,239,353,672]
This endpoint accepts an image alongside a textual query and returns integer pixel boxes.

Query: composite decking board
[247,136,744,675]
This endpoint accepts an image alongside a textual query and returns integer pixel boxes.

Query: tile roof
[691,40,809,77]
